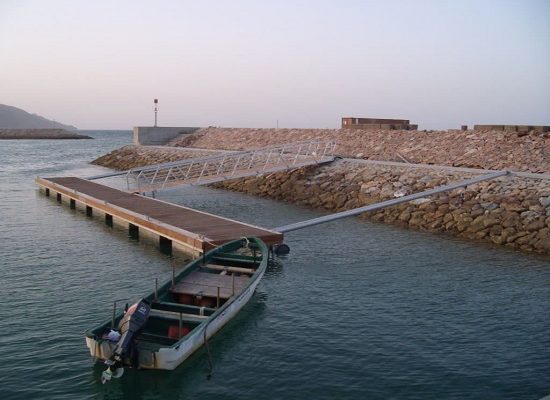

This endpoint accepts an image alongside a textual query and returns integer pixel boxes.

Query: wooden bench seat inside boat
[170,271,249,301]
[151,301,215,317]
[138,332,179,345]
[211,255,259,266]
[200,263,256,275]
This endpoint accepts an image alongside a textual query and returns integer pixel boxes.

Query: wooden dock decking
[36,177,283,256]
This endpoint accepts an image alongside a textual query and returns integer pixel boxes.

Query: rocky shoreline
[0,129,91,140]
[92,145,218,169]
[92,128,549,254]
[214,161,549,254]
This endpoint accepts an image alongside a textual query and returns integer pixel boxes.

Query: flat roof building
[342,117,417,130]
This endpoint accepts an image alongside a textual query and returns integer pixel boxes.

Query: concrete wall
[474,125,550,133]
[342,117,410,125]
[133,126,200,146]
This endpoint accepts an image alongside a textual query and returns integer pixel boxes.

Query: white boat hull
[86,268,264,370]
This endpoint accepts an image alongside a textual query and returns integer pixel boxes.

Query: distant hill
[0,104,77,130]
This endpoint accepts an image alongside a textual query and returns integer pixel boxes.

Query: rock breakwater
[214,161,549,253]
[92,145,219,170]
[168,127,549,173]
[0,129,91,139]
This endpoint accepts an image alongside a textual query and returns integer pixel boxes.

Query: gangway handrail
[119,139,336,192]
[127,139,331,175]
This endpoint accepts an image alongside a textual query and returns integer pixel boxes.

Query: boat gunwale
[163,237,268,349]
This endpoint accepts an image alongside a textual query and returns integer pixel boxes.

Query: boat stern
[85,335,116,361]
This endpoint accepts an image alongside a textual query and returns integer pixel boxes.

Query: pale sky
[1,0,549,130]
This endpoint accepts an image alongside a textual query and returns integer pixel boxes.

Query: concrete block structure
[133,126,199,146]
[533,126,550,133]
[474,124,550,133]
[342,117,417,130]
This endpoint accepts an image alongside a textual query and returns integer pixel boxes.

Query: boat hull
[86,238,267,371]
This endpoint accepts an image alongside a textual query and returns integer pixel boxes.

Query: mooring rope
[203,325,214,380]
[199,235,253,379]
[240,237,250,248]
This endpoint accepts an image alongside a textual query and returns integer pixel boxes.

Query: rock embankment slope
[215,161,550,253]
[92,145,218,170]
[93,128,549,254]
[0,129,91,139]
[168,127,549,173]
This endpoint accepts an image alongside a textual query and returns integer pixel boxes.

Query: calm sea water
[0,131,548,400]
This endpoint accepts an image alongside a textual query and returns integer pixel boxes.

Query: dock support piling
[45,188,50,197]
[159,236,172,255]
[70,199,75,209]
[86,205,93,217]
[56,193,62,202]
[172,261,176,287]
[129,223,139,239]
[105,214,113,227]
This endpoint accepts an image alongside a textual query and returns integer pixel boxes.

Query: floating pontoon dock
[36,176,283,256]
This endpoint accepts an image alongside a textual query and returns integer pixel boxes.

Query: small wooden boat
[85,237,268,382]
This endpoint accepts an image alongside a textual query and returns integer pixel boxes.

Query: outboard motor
[101,299,151,384]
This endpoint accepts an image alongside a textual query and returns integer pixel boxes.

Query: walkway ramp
[36,177,283,256]
[274,170,509,233]
[123,140,336,193]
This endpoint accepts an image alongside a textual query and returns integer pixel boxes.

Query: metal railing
[125,139,337,192]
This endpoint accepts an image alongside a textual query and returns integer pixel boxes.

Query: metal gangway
[274,170,509,233]
[122,139,336,193]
